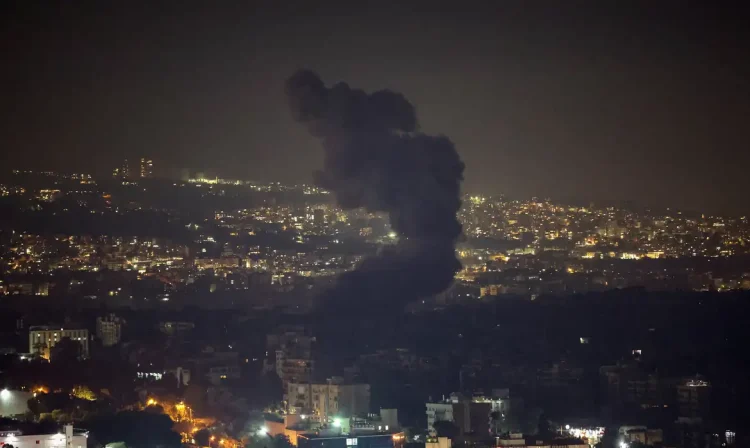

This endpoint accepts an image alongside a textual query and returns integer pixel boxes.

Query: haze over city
[2,2,750,213]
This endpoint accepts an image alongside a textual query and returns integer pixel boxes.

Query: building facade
[426,402,454,435]
[96,314,123,346]
[297,432,405,448]
[140,158,153,178]
[279,352,315,402]
[113,158,130,178]
[426,392,502,437]
[194,256,241,270]
[1,424,87,448]
[28,326,89,359]
[288,378,370,418]
[496,433,587,448]
[676,376,711,421]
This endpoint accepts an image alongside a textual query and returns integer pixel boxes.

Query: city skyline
[6,164,748,220]
[2,2,750,214]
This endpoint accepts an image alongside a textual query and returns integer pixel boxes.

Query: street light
[1,388,10,400]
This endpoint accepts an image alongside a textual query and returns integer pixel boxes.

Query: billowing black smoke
[286,70,464,312]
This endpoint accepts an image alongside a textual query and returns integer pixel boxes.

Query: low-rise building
[297,431,405,448]
[427,392,501,436]
[158,321,195,336]
[496,434,587,448]
[169,349,241,386]
[28,326,89,359]
[426,437,451,448]
[618,426,663,446]
[0,424,87,448]
[206,364,241,385]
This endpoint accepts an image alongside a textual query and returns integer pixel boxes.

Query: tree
[490,411,501,434]
[537,413,553,439]
[51,409,71,423]
[271,434,294,448]
[596,428,618,448]
[432,420,460,439]
[523,407,544,434]
[85,411,181,448]
[50,337,82,364]
[247,434,292,448]
[257,372,283,406]
[72,385,97,401]
[28,396,50,415]
[37,415,60,434]
[28,393,72,416]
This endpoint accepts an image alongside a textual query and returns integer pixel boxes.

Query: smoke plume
[285,70,464,312]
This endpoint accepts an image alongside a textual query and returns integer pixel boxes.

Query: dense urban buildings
[2,170,749,307]
[287,378,371,419]
[0,169,747,447]
[3,1,748,447]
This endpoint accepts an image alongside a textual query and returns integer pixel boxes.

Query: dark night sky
[1,1,749,213]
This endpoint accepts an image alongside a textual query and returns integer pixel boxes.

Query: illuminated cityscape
[1,168,747,445]
[2,170,749,305]
[2,2,748,446]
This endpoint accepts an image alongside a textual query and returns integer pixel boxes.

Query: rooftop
[299,430,404,441]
